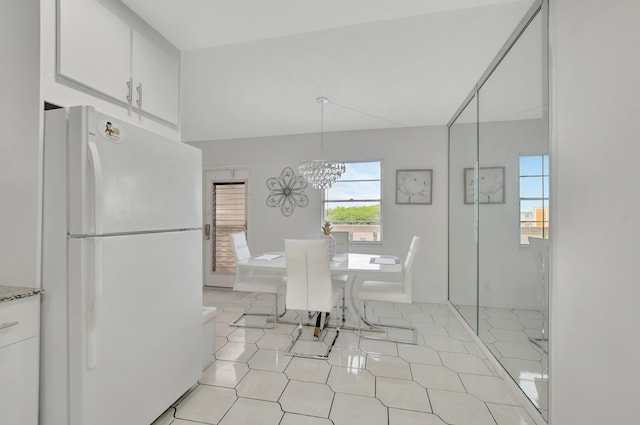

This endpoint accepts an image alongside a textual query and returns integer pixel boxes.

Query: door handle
[204,224,211,240]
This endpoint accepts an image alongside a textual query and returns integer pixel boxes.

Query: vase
[323,234,336,259]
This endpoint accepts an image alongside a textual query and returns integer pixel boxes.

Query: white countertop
[0,285,42,303]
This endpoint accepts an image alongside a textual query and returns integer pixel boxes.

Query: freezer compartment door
[68,106,202,235]
[67,230,202,425]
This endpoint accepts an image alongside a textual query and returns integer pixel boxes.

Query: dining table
[236,251,403,329]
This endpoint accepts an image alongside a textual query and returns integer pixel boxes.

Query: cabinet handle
[0,321,19,330]
[136,82,143,108]
[126,78,133,104]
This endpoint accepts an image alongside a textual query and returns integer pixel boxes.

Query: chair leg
[528,317,548,354]
[269,310,318,326]
[274,292,280,324]
[313,312,324,339]
[285,316,304,354]
[277,290,347,330]
[358,301,418,345]
[231,291,286,329]
[286,311,340,360]
[341,287,346,323]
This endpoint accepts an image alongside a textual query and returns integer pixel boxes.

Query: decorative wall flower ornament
[266,167,309,217]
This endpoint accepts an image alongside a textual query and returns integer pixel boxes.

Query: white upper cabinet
[57,0,180,126]
[132,30,180,125]
[58,0,131,102]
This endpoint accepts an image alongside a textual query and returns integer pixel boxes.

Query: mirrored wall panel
[448,1,549,420]
[478,10,548,419]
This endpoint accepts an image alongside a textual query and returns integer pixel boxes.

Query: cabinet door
[58,0,131,104]
[0,337,39,425]
[132,30,180,125]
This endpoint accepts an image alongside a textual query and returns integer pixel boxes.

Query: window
[519,155,549,244]
[323,161,382,242]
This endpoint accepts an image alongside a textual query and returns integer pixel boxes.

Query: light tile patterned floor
[152,290,540,425]
[456,304,549,419]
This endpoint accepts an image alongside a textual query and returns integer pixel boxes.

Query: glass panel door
[204,169,250,287]
[448,95,479,333]
[212,182,246,272]
[448,2,549,420]
[477,10,549,419]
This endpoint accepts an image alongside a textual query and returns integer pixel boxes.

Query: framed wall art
[464,166,505,204]
[396,169,432,205]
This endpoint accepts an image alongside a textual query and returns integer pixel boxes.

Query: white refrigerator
[41,106,203,425]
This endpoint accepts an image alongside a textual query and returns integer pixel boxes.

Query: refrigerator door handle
[87,141,104,234]
[86,238,103,370]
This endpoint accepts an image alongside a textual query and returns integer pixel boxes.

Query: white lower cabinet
[0,296,40,425]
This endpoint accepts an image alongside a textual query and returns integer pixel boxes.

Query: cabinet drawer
[0,296,40,349]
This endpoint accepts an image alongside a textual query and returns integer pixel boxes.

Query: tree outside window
[323,161,382,242]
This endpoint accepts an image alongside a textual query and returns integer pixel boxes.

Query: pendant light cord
[317,96,330,156]
[326,99,408,127]
[320,98,324,154]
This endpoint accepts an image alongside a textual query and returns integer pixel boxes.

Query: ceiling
[120,0,536,141]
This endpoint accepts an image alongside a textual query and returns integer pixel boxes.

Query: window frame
[519,154,549,245]
[322,160,383,245]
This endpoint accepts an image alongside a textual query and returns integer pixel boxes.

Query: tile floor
[153,289,540,425]
[455,304,548,420]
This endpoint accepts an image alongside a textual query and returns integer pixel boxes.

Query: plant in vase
[322,221,336,259]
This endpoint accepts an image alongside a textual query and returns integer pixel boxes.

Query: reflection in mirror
[448,3,549,422]
[448,96,478,333]
[477,10,548,420]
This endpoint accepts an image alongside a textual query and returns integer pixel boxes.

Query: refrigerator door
[68,106,202,236]
[67,230,202,425]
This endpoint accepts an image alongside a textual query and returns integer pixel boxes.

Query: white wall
[550,1,640,424]
[188,125,448,302]
[40,0,180,140]
[0,0,41,287]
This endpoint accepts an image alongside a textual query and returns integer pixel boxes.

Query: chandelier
[299,97,346,189]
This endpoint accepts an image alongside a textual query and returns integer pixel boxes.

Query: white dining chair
[356,235,421,344]
[229,231,286,329]
[332,231,349,254]
[284,239,343,359]
[329,231,351,322]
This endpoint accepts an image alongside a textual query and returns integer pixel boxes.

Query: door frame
[202,167,252,287]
